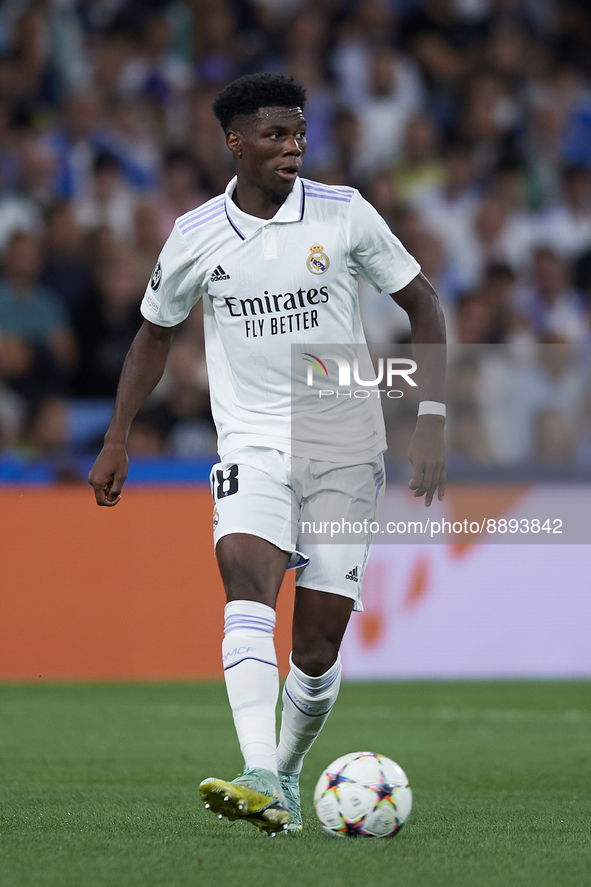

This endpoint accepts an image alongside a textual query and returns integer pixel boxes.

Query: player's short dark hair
[212,73,307,132]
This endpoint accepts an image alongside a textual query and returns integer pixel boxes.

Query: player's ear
[226,130,243,159]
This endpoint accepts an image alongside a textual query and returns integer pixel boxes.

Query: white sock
[222,600,279,776]
[276,653,342,775]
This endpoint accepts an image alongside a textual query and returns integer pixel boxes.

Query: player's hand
[407,415,446,507]
[88,443,129,506]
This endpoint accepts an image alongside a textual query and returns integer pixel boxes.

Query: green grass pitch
[0,681,589,887]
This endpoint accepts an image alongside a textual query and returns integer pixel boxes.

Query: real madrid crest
[306,243,329,275]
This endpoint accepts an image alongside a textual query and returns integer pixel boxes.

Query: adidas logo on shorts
[345,566,359,582]
[210,264,230,281]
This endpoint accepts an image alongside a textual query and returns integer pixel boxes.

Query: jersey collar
[224,176,305,240]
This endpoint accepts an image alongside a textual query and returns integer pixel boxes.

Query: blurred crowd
[0,0,591,471]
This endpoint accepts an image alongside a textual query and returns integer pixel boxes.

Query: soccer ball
[314,751,412,838]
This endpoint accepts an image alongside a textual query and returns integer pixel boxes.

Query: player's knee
[292,644,338,677]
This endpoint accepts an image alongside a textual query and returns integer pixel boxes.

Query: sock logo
[345,566,359,582]
[223,645,254,664]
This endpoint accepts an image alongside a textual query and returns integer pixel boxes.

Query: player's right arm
[88,320,176,506]
[89,218,205,506]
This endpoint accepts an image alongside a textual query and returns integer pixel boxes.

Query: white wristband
[418,401,446,418]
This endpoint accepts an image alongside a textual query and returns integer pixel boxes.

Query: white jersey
[141,176,420,460]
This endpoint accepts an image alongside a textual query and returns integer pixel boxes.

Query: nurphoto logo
[303,353,418,399]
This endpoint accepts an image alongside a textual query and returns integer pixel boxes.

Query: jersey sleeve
[347,190,421,294]
[140,222,204,327]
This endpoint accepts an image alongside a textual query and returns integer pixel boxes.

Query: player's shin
[222,600,279,775]
[276,653,342,775]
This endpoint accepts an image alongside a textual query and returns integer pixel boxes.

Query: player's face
[232,106,307,198]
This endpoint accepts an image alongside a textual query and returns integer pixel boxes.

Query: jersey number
[216,464,239,498]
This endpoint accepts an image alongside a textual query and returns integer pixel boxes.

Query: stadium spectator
[445,196,511,294]
[0,184,41,254]
[331,0,401,108]
[0,119,43,252]
[398,0,470,129]
[156,148,208,243]
[194,0,241,87]
[560,64,591,167]
[476,263,520,344]
[71,247,143,398]
[280,6,330,74]
[460,70,522,172]
[393,113,444,205]
[0,231,75,379]
[455,292,495,344]
[479,337,588,464]
[348,45,425,180]
[118,13,192,140]
[417,140,479,275]
[446,353,480,411]
[392,205,426,256]
[448,402,493,466]
[126,411,167,456]
[44,0,93,97]
[525,87,566,208]
[535,339,587,430]
[17,133,58,213]
[362,170,400,230]
[137,339,216,457]
[488,159,539,271]
[575,245,591,302]
[534,403,574,463]
[20,395,70,459]
[0,333,26,451]
[188,87,232,194]
[97,98,161,191]
[285,56,335,175]
[93,16,137,102]
[0,99,20,192]
[517,247,589,342]
[0,5,45,104]
[276,8,335,173]
[322,108,361,188]
[133,200,166,284]
[74,152,137,244]
[45,92,106,202]
[40,201,91,310]
[536,165,591,260]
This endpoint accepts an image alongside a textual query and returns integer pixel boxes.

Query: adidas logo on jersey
[210,264,230,281]
[345,566,359,582]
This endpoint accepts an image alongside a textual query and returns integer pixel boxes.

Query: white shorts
[210,447,385,612]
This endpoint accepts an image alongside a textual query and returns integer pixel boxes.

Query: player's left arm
[390,271,446,507]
